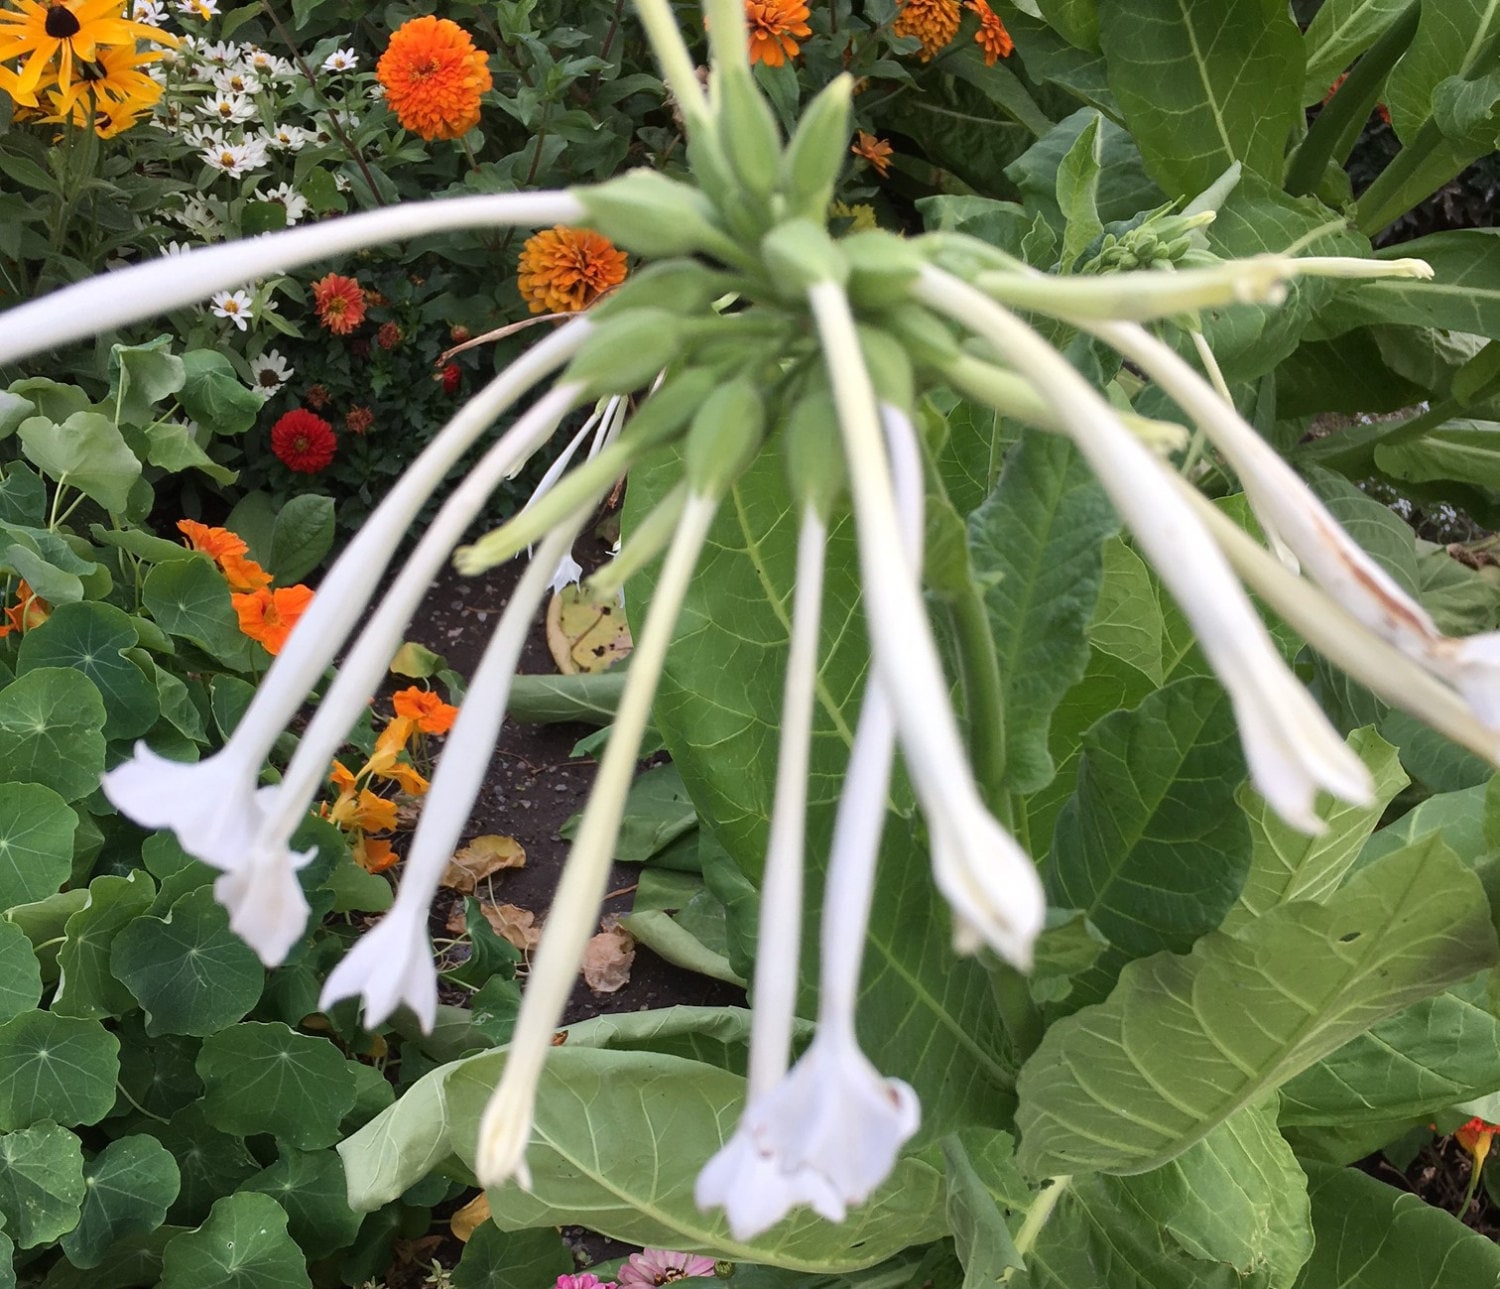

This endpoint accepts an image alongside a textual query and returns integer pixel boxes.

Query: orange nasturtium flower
[392,685,459,735]
[232,584,314,655]
[354,835,397,873]
[516,227,628,315]
[310,272,367,336]
[851,131,894,178]
[965,0,1013,65]
[894,0,960,62]
[177,519,273,593]
[1457,1118,1498,1168]
[375,14,493,141]
[744,0,811,68]
[0,579,49,636]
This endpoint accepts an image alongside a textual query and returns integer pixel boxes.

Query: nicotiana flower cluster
[5,0,1500,1249]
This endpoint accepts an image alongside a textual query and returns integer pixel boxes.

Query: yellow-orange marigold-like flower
[232,584,314,655]
[895,0,960,61]
[376,15,492,142]
[851,131,894,178]
[392,686,458,735]
[965,0,1013,64]
[311,273,366,336]
[517,226,628,315]
[745,0,811,68]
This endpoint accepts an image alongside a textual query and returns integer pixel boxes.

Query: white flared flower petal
[318,904,437,1031]
[212,828,316,967]
[927,807,1048,966]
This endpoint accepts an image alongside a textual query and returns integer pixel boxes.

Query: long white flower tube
[915,265,1372,833]
[1088,316,1500,727]
[103,322,591,877]
[214,382,583,965]
[319,523,584,1032]
[0,192,584,364]
[476,491,720,1189]
[807,279,1046,966]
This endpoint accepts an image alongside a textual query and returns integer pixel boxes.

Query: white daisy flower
[177,0,219,18]
[202,137,269,177]
[253,181,309,226]
[200,92,255,125]
[212,67,260,96]
[160,241,193,257]
[129,0,167,24]
[210,289,253,330]
[171,194,221,239]
[196,39,237,64]
[248,349,293,396]
[321,47,357,72]
[265,121,313,151]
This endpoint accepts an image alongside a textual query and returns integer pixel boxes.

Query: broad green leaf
[1317,230,1500,340]
[1224,727,1408,932]
[605,761,699,861]
[1384,0,1500,140]
[452,1224,573,1289]
[0,1120,84,1247]
[242,1149,361,1254]
[17,601,158,740]
[1015,833,1498,1177]
[1055,116,1103,270]
[140,559,253,668]
[1303,0,1416,102]
[1004,109,1161,232]
[942,1136,1022,1288]
[0,1231,10,1289]
[53,871,158,1020]
[458,1048,947,1269]
[196,1022,356,1149]
[1291,1160,1500,1287]
[109,342,185,426]
[0,921,41,1023]
[1086,538,1164,682]
[0,462,46,526]
[110,887,264,1036]
[0,390,34,440]
[1359,781,1490,869]
[5,379,86,425]
[626,449,1015,1129]
[969,429,1118,794]
[1305,468,1422,595]
[267,494,334,584]
[1374,418,1500,491]
[112,1018,201,1123]
[0,782,76,907]
[6,889,88,983]
[17,413,140,513]
[159,1192,311,1289]
[1046,676,1250,959]
[0,1012,120,1129]
[1036,0,1098,50]
[145,1103,258,1227]
[1096,0,1302,195]
[59,1135,180,1269]
[1280,974,1500,1125]
[0,668,106,803]
[177,351,262,437]
[621,908,744,987]
[143,421,237,485]
[1015,1099,1311,1289]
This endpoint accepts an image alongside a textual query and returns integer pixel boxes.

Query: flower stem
[632,0,711,133]
[1001,1175,1071,1281]
[944,580,1009,814]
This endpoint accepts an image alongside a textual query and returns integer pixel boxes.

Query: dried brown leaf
[449,1192,491,1243]
[480,902,541,951]
[581,924,635,993]
[441,834,526,893]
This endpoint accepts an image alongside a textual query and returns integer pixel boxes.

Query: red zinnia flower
[271,408,337,473]
[376,321,402,350]
[440,362,462,394]
[345,405,375,435]
[311,272,367,335]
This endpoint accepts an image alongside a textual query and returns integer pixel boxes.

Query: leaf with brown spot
[545,584,632,675]
[582,923,635,993]
[441,834,526,894]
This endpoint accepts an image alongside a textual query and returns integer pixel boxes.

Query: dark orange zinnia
[516,226,628,315]
[965,0,1013,64]
[311,272,366,335]
[376,15,492,141]
[231,584,314,655]
[895,0,960,61]
[851,131,894,178]
[270,408,337,473]
[745,0,811,68]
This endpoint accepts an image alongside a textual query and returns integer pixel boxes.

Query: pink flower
[619,1252,716,1288]
[556,1277,615,1289]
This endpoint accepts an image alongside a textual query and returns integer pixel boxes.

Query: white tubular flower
[476,492,720,1190]
[915,266,1372,833]
[320,525,581,1032]
[1090,317,1500,729]
[213,831,317,967]
[104,326,589,945]
[218,383,580,965]
[0,191,585,364]
[807,280,1047,965]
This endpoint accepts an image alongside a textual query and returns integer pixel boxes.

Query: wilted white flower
[171,194,221,239]
[321,47,357,72]
[210,288,253,329]
[248,348,293,395]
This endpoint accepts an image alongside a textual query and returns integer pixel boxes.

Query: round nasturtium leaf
[148,1103,257,1228]
[140,559,252,668]
[110,887,264,1037]
[53,871,158,1021]
[0,668,107,803]
[17,601,159,740]
[59,1134,180,1269]
[0,781,76,909]
[114,1018,202,1123]
[0,1119,85,1248]
[0,920,41,1024]
[0,1011,121,1130]
[242,1149,361,1254]
[159,1191,311,1289]
[196,1022,357,1150]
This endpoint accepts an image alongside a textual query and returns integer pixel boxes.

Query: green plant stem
[990,964,1043,1068]
[114,1080,171,1124]
[1285,0,1421,198]
[1002,1175,1072,1280]
[946,584,1008,814]
[633,0,711,132]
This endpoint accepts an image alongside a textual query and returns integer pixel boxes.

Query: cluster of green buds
[4,0,1499,1250]
[1078,208,1214,274]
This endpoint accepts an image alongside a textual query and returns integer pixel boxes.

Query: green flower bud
[574,171,740,263]
[782,382,847,519]
[684,373,766,495]
[589,260,740,321]
[876,302,960,370]
[716,64,782,201]
[761,218,846,292]
[776,75,853,220]
[857,325,915,413]
[562,308,686,398]
[843,229,924,309]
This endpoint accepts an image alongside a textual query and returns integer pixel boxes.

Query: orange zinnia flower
[392,686,459,735]
[851,131,894,178]
[376,15,492,141]
[310,272,366,335]
[965,0,1013,64]
[232,584,314,655]
[744,0,811,68]
[895,0,960,61]
[177,519,272,592]
[517,226,628,315]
